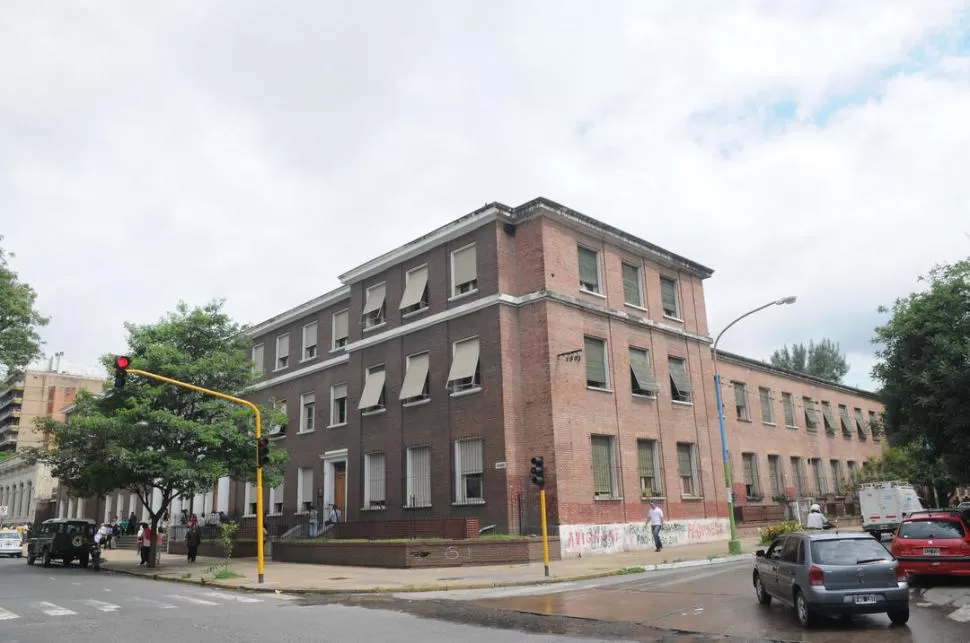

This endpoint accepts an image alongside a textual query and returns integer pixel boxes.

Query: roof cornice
[244,286,351,339]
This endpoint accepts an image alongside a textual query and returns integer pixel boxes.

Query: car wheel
[754,573,772,605]
[42,550,51,567]
[794,590,816,628]
[888,608,910,625]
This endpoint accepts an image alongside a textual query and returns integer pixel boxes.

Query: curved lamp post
[713,296,797,554]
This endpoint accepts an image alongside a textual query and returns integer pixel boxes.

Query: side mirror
[755,549,766,558]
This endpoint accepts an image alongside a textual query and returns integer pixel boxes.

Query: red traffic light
[258,437,269,447]
[115,355,130,369]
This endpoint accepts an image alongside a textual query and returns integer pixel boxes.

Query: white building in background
[0,454,56,525]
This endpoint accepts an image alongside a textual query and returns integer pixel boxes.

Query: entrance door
[334,462,346,519]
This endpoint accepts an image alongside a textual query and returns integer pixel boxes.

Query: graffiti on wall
[559,518,729,558]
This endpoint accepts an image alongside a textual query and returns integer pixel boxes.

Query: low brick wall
[169,539,260,559]
[272,537,561,568]
[335,518,480,540]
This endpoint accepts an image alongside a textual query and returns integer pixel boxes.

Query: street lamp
[713,296,797,555]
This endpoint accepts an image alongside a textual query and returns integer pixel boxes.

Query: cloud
[2,0,969,392]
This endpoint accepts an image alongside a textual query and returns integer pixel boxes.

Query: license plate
[854,594,878,605]
[923,548,940,556]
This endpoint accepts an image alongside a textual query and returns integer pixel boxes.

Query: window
[637,439,661,497]
[854,408,868,440]
[302,322,318,360]
[781,392,796,427]
[577,246,601,293]
[802,397,818,431]
[299,393,315,432]
[451,244,478,297]
[359,366,386,413]
[629,348,659,397]
[584,337,609,389]
[591,435,617,498]
[868,410,880,438]
[847,460,857,482]
[742,453,762,498]
[621,262,642,307]
[758,387,774,424]
[811,458,827,496]
[455,438,485,504]
[677,443,697,496]
[269,399,287,437]
[405,446,432,508]
[363,453,386,509]
[400,352,430,404]
[838,404,852,436]
[251,344,264,375]
[244,483,257,515]
[767,455,783,498]
[899,519,966,539]
[275,334,290,370]
[733,382,749,421]
[447,337,481,393]
[332,309,349,350]
[790,457,805,495]
[269,483,284,515]
[820,401,836,434]
[660,276,680,318]
[362,283,387,329]
[297,467,313,512]
[330,383,348,426]
[830,460,843,494]
[668,356,692,403]
[400,265,429,315]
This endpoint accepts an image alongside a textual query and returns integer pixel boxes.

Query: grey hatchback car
[753,530,910,628]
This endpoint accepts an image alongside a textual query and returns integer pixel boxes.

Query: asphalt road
[0,557,618,643]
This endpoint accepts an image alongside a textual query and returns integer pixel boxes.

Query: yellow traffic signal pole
[539,489,550,577]
[126,368,267,584]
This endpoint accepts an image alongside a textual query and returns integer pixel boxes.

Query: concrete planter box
[272,537,561,568]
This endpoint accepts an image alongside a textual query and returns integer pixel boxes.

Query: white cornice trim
[245,286,351,339]
[246,353,350,392]
[714,350,880,400]
[337,207,503,285]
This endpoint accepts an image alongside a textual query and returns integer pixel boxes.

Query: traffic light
[114,355,130,390]
[530,456,544,488]
[258,437,270,467]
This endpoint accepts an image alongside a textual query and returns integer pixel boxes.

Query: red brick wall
[334,518,479,540]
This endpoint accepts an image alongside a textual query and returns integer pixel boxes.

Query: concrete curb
[101,552,754,595]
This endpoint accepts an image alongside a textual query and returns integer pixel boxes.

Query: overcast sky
[3,1,969,390]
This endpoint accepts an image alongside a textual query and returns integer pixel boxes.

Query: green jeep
[26,518,97,568]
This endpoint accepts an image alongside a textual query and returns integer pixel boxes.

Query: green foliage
[30,300,287,566]
[219,521,239,566]
[0,237,49,373]
[872,259,970,483]
[770,338,849,383]
[758,520,802,545]
[849,441,956,499]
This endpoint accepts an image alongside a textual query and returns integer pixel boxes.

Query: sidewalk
[99,536,762,594]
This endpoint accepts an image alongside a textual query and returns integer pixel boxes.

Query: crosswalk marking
[0,606,20,621]
[128,596,177,609]
[198,591,262,603]
[33,602,76,616]
[79,599,120,612]
[165,594,219,606]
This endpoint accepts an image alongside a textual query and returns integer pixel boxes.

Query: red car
[891,509,970,579]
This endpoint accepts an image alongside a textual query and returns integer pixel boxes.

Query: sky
[3,1,969,391]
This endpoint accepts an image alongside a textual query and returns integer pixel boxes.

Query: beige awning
[358,368,386,410]
[447,339,480,384]
[399,266,429,310]
[399,353,430,400]
[362,284,386,316]
[333,311,349,340]
[452,245,477,287]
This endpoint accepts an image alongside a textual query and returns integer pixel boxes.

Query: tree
[0,237,49,374]
[27,301,286,567]
[770,338,850,383]
[872,259,970,483]
[850,441,956,506]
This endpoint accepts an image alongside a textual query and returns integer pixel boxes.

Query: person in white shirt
[647,502,665,552]
[806,504,827,529]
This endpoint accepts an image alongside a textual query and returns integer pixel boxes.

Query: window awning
[399,267,429,310]
[839,407,852,430]
[804,400,818,424]
[362,284,386,316]
[399,353,430,400]
[453,246,477,286]
[630,351,660,392]
[822,404,836,428]
[358,368,386,410]
[333,311,349,339]
[447,339,480,383]
[669,360,692,393]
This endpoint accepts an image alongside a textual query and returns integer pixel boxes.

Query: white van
[858,481,923,538]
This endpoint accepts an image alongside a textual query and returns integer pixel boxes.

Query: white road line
[165,594,219,606]
[198,591,262,603]
[79,599,121,612]
[128,597,177,609]
[0,606,20,621]
[33,602,76,616]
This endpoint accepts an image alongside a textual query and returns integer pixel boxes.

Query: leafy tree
[872,259,970,483]
[0,237,49,374]
[770,338,850,383]
[27,301,286,567]
[850,441,956,506]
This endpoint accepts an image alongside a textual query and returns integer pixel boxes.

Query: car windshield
[0,531,19,539]
[811,538,893,565]
[898,519,965,539]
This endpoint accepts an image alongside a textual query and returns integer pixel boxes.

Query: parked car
[891,509,970,580]
[0,529,23,558]
[26,518,97,568]
[753,530,910,628]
